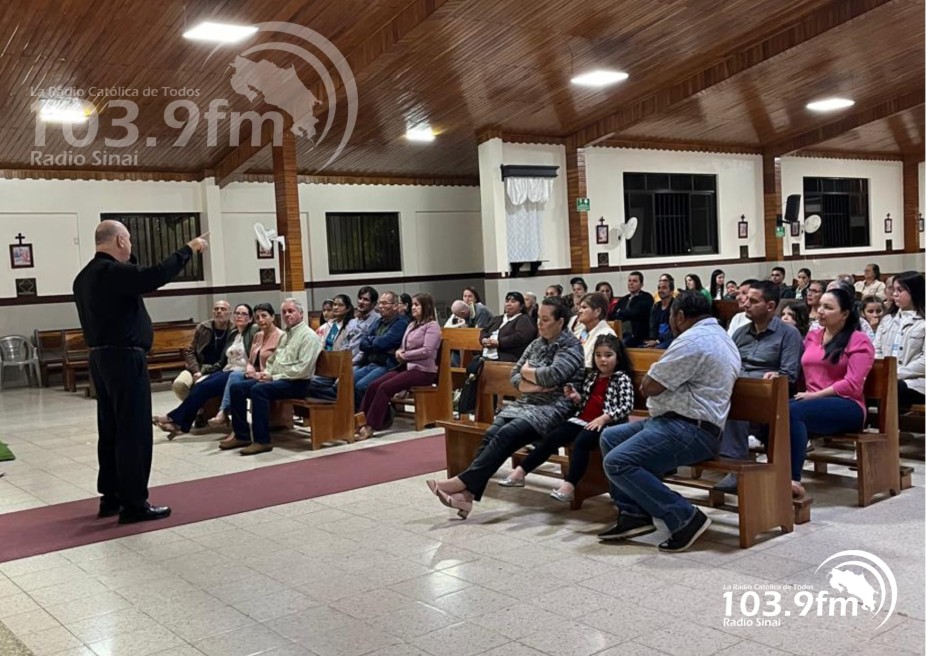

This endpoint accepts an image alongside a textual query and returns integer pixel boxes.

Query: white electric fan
[803,214,822,234]
[254,223,286,288]
[614,216,639,241]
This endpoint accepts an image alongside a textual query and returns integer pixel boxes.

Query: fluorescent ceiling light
[182,22,258,43]
[806,97,855,112]
[406,124,435,142]
[570,70,629,88]
[38,98,93,123]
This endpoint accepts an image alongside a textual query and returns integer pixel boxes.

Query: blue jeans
[788,397,863,482]
[353,363,388,409]
[307,375,337,401]
[229,378,310,445]
[168,370,231,431]
[221,371,247,412]
[600,416,718,533]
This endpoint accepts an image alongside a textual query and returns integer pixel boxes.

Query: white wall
[780,156,904,254]
[0,177,481,336]
[585,147,765,267]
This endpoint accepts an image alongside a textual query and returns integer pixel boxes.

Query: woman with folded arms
[154,303,258,438]
[355,293,441,440]
[789,288,874,498]
[479,291,537,362]
[426,298,584,519]
[874,271,925,412]
[209,303,283,426]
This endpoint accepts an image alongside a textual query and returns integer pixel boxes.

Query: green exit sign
[576,197,590,212]
[775,226,786,238]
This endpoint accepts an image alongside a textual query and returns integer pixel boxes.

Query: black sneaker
[658,509,711,553]
[598,515,656,541]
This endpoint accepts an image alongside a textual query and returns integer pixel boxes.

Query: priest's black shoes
[118,504,172,524]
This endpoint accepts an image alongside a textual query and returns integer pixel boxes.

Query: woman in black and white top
[479,291,537,362]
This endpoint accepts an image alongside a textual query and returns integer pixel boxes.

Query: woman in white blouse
[855,263,886,299]
[573,292,616,368]
[874,271,925,411]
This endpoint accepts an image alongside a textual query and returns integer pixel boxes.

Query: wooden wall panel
[565,137,589,273]
[273,130,305,293]
[763,153,784,261]
[903,159,921,254]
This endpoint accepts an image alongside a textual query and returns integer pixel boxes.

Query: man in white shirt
[727,279,758,337]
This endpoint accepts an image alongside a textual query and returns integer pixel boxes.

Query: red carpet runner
[0,434,445,564]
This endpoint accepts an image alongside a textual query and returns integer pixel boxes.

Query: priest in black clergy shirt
[611,270,654,347]
[73,220,208,524]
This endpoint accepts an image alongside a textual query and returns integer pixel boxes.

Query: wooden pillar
[565,136,590,273]
[902,158,920,254]
[272,130,305,293]
[763,153,784,261]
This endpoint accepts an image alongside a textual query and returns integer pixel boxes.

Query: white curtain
[505,177,552,262]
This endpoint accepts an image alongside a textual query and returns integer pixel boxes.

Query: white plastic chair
[0,335,40,389]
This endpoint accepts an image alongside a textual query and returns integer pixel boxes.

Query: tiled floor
[0,385,924,656]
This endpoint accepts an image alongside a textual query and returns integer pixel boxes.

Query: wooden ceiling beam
[212,121,277,188]
[598,139,761,155]
[765,91,925,156]
[572,0,894,147]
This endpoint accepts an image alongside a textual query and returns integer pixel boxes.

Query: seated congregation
[144,263,921,551]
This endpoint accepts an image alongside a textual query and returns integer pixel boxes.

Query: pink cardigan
[248,327,284,372]
[802,329,875,416]
[399,321,441,373]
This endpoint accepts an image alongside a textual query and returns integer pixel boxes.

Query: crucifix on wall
[9,232,35,269]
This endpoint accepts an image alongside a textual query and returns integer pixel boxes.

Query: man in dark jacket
[355,291,410,408]
[73,220,207,524]
[612,271,654,347]
[172,301,231,400]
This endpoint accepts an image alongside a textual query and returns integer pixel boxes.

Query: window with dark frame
[326,212,401,274]
[100,213,204,282]
[623,173,719,258]
[802,177,870,250]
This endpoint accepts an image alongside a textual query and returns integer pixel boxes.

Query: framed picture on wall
[10,243,34,269]
[259,268,276,285]
[737,221,748,239]
[790,221,801,238]
[256,242,274,259]
[595,219,609,245]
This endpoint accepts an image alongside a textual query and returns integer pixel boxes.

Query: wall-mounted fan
[254,223,287,251]
[614,216,639,241]
[803,214,822,234]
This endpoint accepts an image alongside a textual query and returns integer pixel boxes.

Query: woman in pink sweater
[790,287,874,498]
[355,293,442,440]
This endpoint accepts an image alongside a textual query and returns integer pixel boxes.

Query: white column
[478,137,507,309]
[200,177,226,287]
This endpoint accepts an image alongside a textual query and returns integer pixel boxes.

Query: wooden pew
[437,361,521,477]
[391,342,453,431]
[607,320,623,338]
[34,328,65,387]
[805,357,905,506]
[623,348,796,547]
[271,351,356,449]
[62,329,89,392]
[441,327,483,388]
[146,325,197,379]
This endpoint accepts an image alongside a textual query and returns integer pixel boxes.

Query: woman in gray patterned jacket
[427,298,584,518]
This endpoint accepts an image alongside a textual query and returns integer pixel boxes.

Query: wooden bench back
[474,361,521,424]
[607,320,623,338]
[625,348,662,412]
[151,325,197,355]
[34,329,65,351]
[865,357,899,436]
[314,349,351,380]
[63,329,88,360]
[712,300,739,328]
[441,327,483,371]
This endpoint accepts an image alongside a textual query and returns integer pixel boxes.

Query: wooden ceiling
[0,0,922,180]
